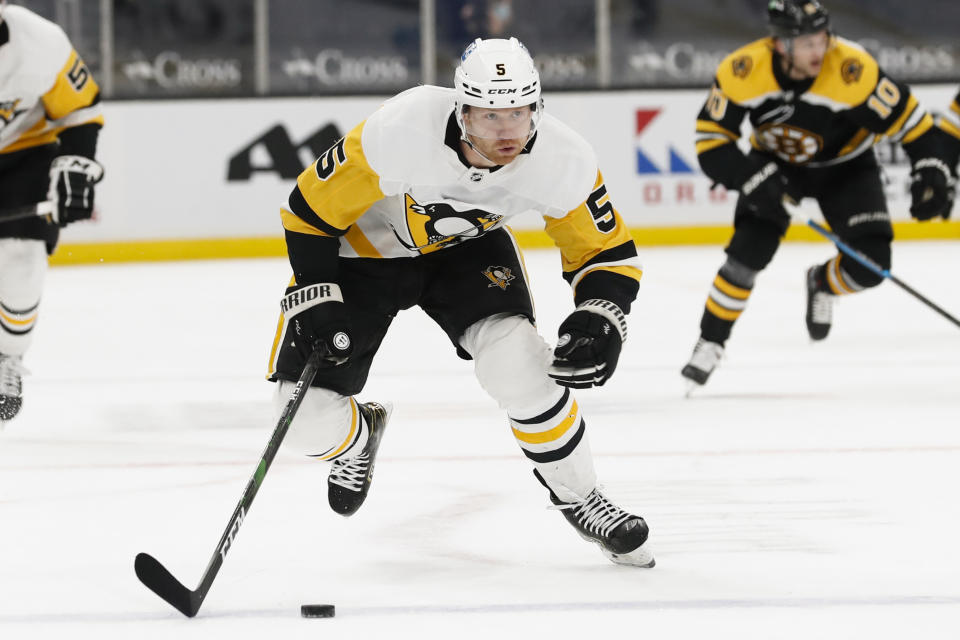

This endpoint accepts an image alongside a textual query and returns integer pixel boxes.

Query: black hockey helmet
[767,0,830,39]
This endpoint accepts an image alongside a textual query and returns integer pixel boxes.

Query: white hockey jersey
[282,85,641,295]
[0,5,103,154]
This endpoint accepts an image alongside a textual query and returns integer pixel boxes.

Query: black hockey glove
[48,155,104,226]
[281,282,353,365]
[909,158,953,221]
[739,161,790,225]
[548,299,627,389]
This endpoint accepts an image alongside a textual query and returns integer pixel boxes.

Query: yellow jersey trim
[695,120,740,140]
[940,117,960,141]
[696,138,735,154]
[280,208,333,236]
[836,128,875,158]
[901,113,934,145]
[344,225,382,258]
[714,38,780,106]
[807,38,879,109]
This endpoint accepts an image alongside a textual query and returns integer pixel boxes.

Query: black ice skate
[327,401,392,516]
[681,337,725,388]
[805,265,833,341]
[534,469,654,568]
[0,354,24,422]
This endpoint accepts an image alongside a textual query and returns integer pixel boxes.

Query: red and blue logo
[635,109,696,175]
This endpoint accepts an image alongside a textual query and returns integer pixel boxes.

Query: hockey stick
[0,201,56,223]
[135,350,323,617]
[793,212,960,330]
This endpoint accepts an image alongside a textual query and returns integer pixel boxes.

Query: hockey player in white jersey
[0,3,104,422]
[267,37,653,567]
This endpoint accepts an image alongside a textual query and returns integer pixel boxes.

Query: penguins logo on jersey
[401,194,504,254]
[0,99,25,127]
[483,266,516,290]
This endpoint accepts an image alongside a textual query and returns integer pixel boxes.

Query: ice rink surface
[1,240,958,639]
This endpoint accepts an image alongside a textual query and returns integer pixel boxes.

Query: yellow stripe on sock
[713,275,751,300]
[512,401,578,445]
[0,307,37,327]
[828,257,857,295]
[705,297,743,321]
[317,398,359,461]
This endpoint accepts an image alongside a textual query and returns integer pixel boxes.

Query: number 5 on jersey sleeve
[316,138,347,181]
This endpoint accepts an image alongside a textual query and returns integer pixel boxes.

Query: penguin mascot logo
[401,194,503,254]
[482,266,516,290]
[0,99,25,129]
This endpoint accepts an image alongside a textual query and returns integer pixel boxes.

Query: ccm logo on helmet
[488,88,518,94]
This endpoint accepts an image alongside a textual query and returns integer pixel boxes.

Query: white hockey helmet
[454,37,542,141]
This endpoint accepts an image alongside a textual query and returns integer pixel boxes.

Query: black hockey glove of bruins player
[909,158,954,221]
[48,155,104,226]
[739,160,790,225]
[281,282,353,365]
[548,299,627,389]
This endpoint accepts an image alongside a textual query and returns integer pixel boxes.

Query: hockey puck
[301,604,336,618]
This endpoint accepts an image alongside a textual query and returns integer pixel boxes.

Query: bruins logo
[756,123,823,164]
[401,194,503,254]
[841,58,863,85]
[731,55,753,79]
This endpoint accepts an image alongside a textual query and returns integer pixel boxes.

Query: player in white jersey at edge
[267,37,653,567]
[0,2,104,423]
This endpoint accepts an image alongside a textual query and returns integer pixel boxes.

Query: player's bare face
[780,31,830,79]
[461,106,533,166]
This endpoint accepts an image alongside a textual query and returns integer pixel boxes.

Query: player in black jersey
[681,0,954,388]
[933,88,959,218]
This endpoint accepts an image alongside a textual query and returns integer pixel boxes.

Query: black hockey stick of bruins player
[794,211,960,330]
[135,350,323,617]
[0,202,56,223]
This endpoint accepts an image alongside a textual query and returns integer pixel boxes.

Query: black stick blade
[135,552,202,618]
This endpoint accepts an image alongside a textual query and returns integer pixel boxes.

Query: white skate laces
[328,452,371,492]
[550,487,632,539]
[688,338,724,373]
[0,354,24,398]
[0,354,26,422]
[809,288,833,325]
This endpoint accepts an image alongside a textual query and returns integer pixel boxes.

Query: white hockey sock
[509,387,598,501]
[276,384,368,460]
